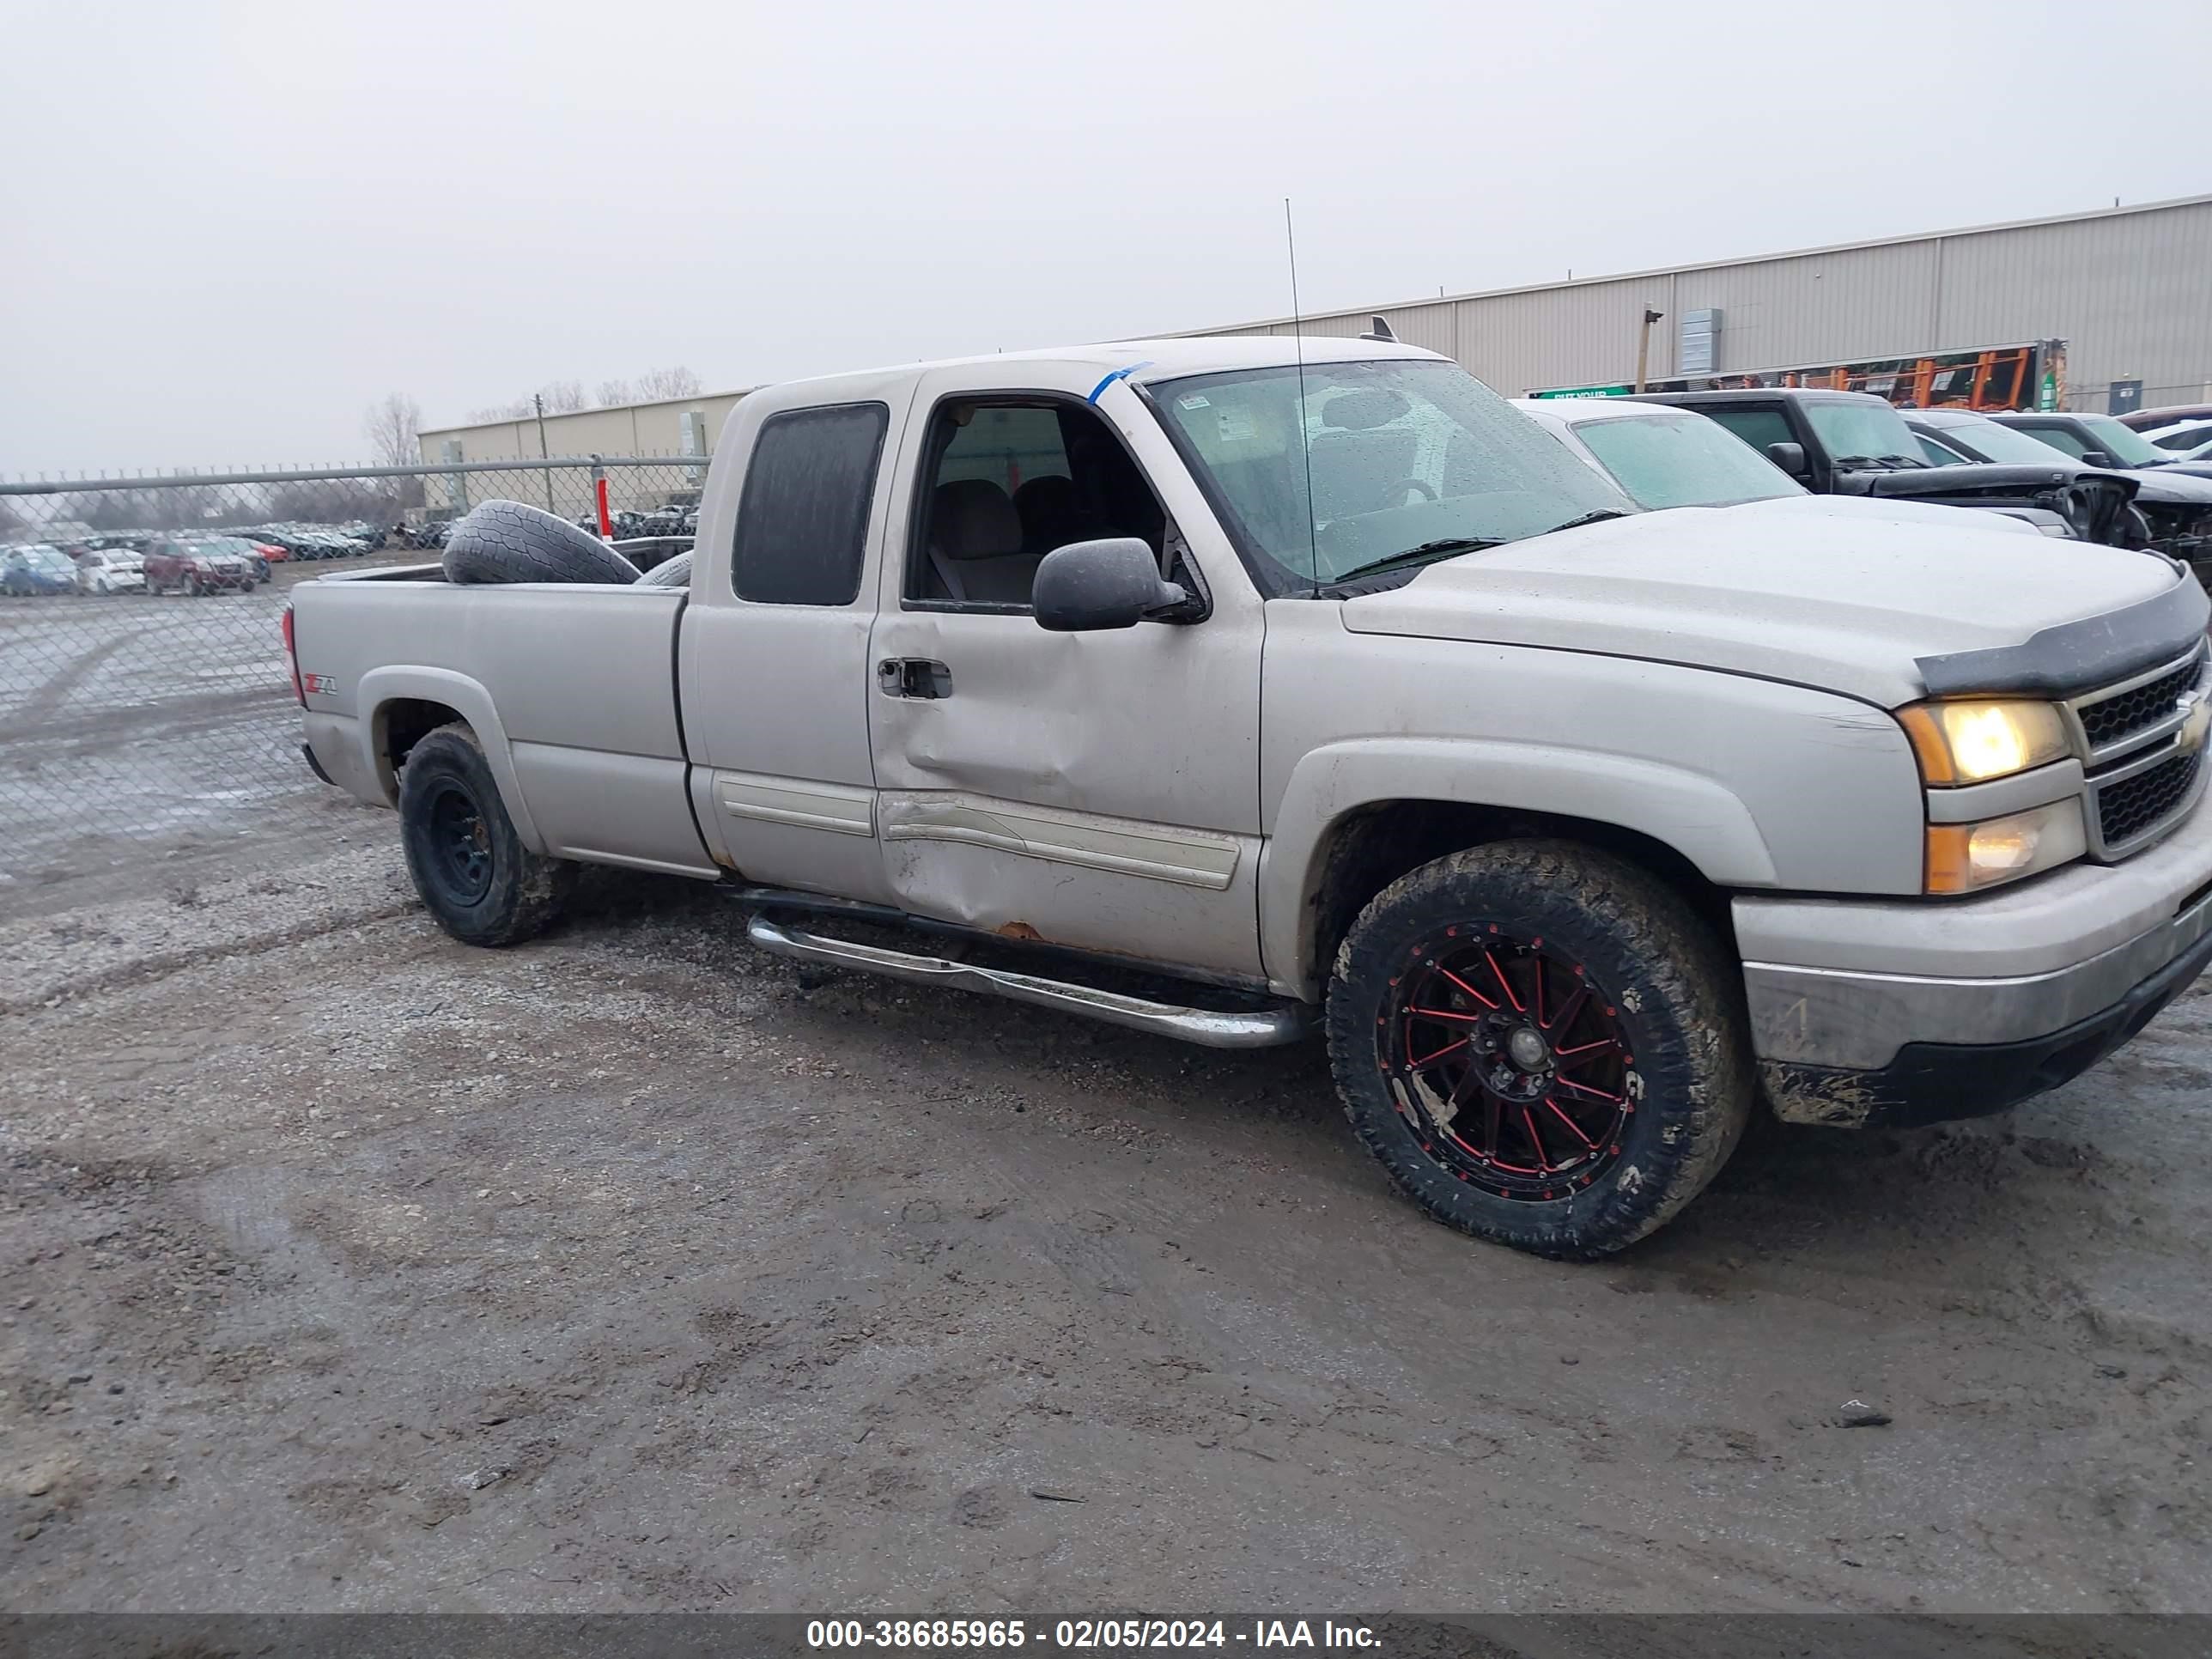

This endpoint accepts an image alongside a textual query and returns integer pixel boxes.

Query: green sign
[1528,385,1632,399]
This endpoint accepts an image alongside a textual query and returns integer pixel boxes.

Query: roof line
[421,385,766,439]
[1179,191,2212,335]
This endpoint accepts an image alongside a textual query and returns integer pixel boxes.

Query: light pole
[1635,307,1665,394]
[533,392,555,511]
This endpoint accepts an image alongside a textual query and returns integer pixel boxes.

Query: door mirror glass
[1031,537,1188,632]
[1765,441,1808,475]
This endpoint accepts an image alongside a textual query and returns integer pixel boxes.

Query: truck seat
[928,479,1040,604]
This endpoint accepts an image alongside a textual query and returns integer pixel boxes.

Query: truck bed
[293,576,720,878]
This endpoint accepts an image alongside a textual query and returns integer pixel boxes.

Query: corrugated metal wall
[421,391,750,466]
[1188,196,2212,413]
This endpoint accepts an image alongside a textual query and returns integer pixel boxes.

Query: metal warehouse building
[1186,193,2212,416]
[417,193,2212,484]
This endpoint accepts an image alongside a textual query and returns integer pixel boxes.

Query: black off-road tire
[1326,839,1752,1259]
[635,550,693,587]
[398,723,574,946]
[441,500,641,586]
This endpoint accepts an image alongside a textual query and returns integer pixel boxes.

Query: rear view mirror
[1032,538,1188,632]
[1765,441,1808,475]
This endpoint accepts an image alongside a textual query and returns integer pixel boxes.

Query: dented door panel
[865,360,1268,974]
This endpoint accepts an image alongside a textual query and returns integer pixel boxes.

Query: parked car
[1990,410,2212,485]
[295,336,2212,1261]
[2134,416,2212,456]
[1905,408,2212,574]
[74,548,147,594]
[1641,387,2136,544]
[143,537,254,594]
[243,528,315,559]
[1513,398,2050,537]
[2117,403,2212,435]
[1,544,82,595]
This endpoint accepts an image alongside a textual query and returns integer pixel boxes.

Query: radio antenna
[1284,197,1320,597]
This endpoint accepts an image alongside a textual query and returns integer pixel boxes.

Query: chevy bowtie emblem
[2179,690,2210,752]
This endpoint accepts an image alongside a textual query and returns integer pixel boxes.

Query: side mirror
[2080,449,2117,467]
[1032,538,1189,632]
[1765,441,1808,475]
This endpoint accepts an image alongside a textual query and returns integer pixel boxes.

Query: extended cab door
[864,362,1267,978]
[678,371,915,905]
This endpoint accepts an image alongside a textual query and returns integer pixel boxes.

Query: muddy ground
[3,818,2209,1615]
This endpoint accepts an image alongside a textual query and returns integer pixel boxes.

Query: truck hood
[1340,496,2188,707]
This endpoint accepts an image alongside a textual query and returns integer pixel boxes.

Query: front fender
[1258,738,1778,996]
[356,665,547,854]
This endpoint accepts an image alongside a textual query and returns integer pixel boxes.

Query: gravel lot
[0,557,417,915]
[3,799,2210,1613]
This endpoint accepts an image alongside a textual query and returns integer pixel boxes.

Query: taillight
[282,604,306,706]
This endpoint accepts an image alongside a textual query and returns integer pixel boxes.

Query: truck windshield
[1928,414,2081,465]
[2075,415,2165,467]
[1802,399,1923,469]
[1573,411,1804,508]
[1146,358,1631,592]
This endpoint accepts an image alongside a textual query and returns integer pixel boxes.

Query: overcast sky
[5,0,2209,472]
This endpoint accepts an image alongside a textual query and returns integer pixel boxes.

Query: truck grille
[2067,645,2209,860]
[2096,749,2203,851]
[2075,650,2204,754]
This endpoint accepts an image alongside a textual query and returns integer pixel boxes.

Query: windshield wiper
[1323,537,1505,586]
[1534,509,1630,535]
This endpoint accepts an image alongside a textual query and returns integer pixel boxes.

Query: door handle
[876,658,953,699]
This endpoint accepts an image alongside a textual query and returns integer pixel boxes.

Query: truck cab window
[1702,406,1796,455]
[909,399,1166,608]
[731,401,889,605]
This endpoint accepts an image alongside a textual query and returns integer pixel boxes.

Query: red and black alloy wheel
[1327,840,1752,1258]
[1382,927,1633,1201]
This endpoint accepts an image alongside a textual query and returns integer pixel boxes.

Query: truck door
[678,371,915,905]
[1698,399,1821,489]
[865,362,1267,979]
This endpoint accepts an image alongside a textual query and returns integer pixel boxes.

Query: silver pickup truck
[292,337,2212,1258]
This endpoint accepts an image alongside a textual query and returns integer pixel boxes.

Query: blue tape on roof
[1086,362,1154,404]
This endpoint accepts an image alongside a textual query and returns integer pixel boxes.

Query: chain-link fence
[0,458,702,908]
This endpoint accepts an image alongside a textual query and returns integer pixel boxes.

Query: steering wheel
[1376,477,1437,510]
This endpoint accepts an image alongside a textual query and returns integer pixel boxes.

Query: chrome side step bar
[744,915,1310,1049]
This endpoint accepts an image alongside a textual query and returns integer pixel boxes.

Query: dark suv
[1639,388,2136,544]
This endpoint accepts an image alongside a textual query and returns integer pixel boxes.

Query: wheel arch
[357,665,546,853]
[1262,740,1774,998]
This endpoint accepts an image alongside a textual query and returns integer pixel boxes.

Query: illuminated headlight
[1896,699,2070,785]
[1925,800,2087,893]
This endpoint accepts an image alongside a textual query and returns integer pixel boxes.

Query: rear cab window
[731,403,890,605]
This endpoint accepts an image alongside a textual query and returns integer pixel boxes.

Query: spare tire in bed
[635,550,693,588]
[441,500,641,586]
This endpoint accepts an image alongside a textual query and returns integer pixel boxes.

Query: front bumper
[1737,795,2212,1127]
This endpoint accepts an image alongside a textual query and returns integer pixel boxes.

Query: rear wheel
[1326,840,1752,1259]
[398,723,573,946]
